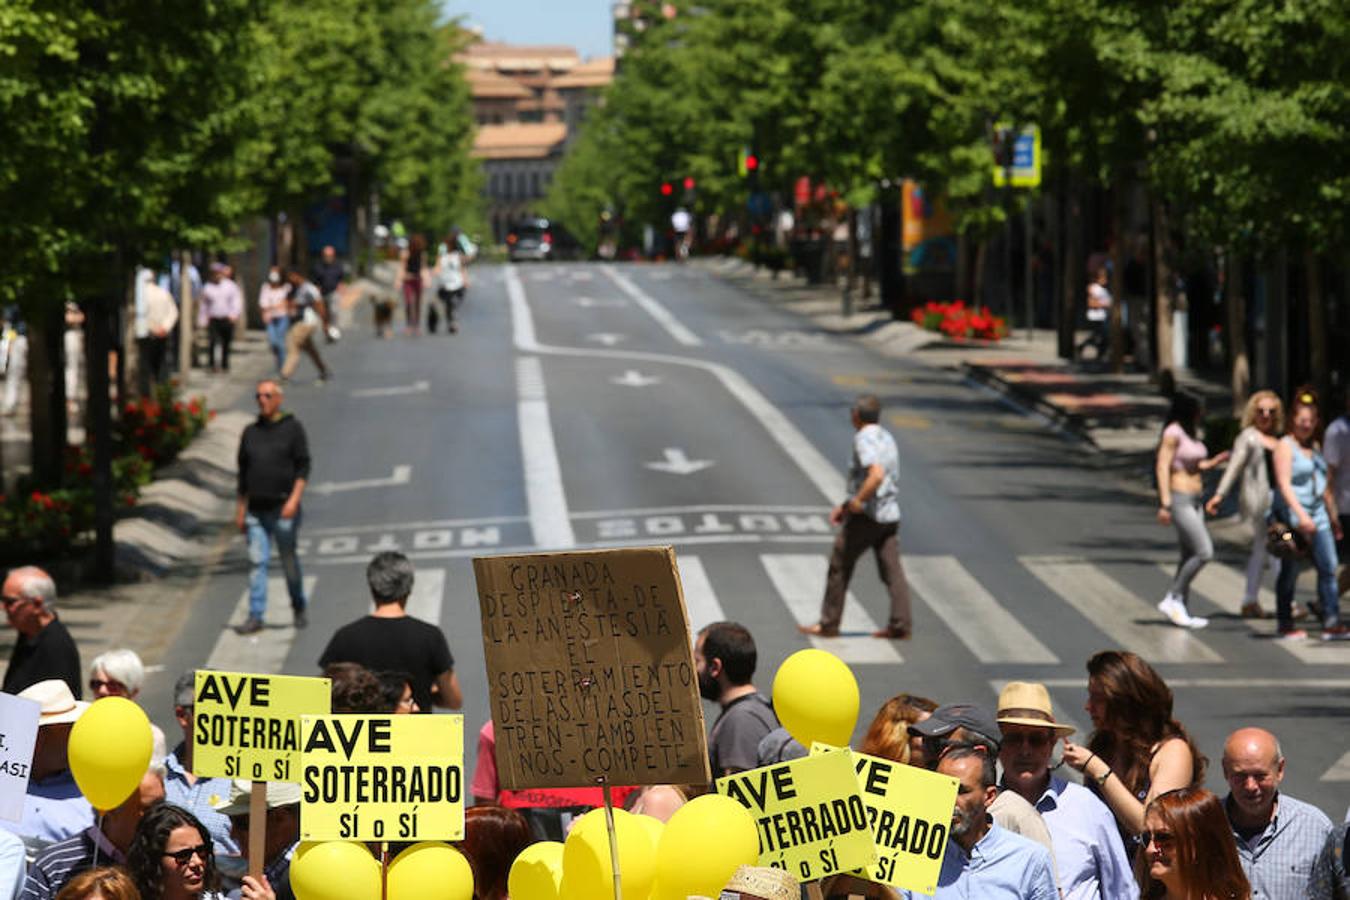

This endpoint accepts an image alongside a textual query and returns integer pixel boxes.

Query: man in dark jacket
[235,379,310,634]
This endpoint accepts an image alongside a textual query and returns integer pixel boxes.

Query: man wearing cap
[1221,726,1331,900]
[902,745,1057,899]
[23,764,165,899]
[0,680,93,845]
[217,780,301,900]
[997,682,1136,900]
[3,566,82,699]
[908,702,1058,863]
[163,671,240,855]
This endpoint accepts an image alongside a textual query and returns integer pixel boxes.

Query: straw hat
[213,779,302,817]
[720,865,799,900]
[996,682,1075,735]
[17,680,89,727]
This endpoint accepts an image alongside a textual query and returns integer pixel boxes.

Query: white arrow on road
[611,370,661,387]
[350,380,430,398]
[575,297,624,308]
[644,448,714,475]
[587,333,626,346]
[309,465,412,496]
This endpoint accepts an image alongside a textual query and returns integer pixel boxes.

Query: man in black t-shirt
[2,567,81,698]
[317,552,462,713]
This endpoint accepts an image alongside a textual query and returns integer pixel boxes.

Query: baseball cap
[907,703,1001,749]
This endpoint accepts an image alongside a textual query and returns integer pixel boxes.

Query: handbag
[1265,518,1308,560]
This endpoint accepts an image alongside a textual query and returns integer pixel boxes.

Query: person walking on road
[1323,386,1350,601]
[279,270,331,384]
[800,393,912,639]
[430,233,467,335]
[1271,388,1346,641]
[258,266,291,373]
[398,233,426,335]
[235,379,310,634]
[1155,391,1228,629]
[1206,390,1284,618]
[199,262,241,373]
[134,267,179,394]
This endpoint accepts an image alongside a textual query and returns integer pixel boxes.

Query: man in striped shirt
[22,765,164,899]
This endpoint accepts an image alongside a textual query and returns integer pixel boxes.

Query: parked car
[507,219,555,262]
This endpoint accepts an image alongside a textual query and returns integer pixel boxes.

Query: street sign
[992,125,1041,188]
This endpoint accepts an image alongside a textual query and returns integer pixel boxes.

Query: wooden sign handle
[381,842,389,900]
[601,780,623,900]
[805,883,825,900]
[248,782,266,882]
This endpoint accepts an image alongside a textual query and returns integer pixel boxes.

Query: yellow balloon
[68,697,153,811]
[508,841,565,900]
[388,842,473,900]
[290,841,380,900]
[772,648,860,748]
[635,814,665,852]
[560,808,655,900]
[654,794,760,900]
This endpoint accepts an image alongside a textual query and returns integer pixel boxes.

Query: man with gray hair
[800,393,913,639]
[1222,726,1331,899]
[163,671,239,854]
[2,566,81,697]
[318,551,461,712]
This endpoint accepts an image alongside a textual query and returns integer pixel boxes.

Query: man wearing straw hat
[997,681,1136,900]
[0,680,93,844]
[216,779,301,900]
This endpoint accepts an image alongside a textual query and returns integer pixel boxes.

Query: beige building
[461,42,613,241]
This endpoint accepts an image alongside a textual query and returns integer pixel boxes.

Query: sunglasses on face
[1002,730,1054,748]
[89,678,127,694]
[255,392,276,400]
[1141,830,1175,850]
[1,595,29,610]
[164,844,210,866]
[1256,407,1277,415]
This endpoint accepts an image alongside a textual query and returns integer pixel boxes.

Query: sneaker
[1158,595,1190,627]
[1274,628,1309,641]
[1322,624,1350,642]
[293,608,308,629]
[236,617,264,635]
[1183,615,1209,629]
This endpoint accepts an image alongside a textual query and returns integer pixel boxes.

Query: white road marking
[602,267,703,346]
[350,380,430,397]
[576,297,624,308]
[1321,750,1350,781]
[207,575,318,674]
[907,556,1059,663]
[508,267,842,503]
[644,448,715,476]
[515,355,576,550]
[405,566,445,625]
[1033,676,1350,689]
[612,370,661,387]
[309,465,412,496]
[587,333,626,346]
[761,554,903,664]
[1022,556,1224,664]
[676,556,724,635]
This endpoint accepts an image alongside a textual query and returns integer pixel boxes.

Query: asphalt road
[150,260,1350,820]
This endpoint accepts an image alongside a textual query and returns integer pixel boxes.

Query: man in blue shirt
[905,745,1058,899]
[997,681,1136,900]
[163,672,239,855]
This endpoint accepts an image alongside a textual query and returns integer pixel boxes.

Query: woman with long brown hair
[858,692,939,766]
[1137,787,1250,899]
[457,805,534,900]
[398,233,427,334]
[1206,390,1284,617]
[1061,651,1206,856]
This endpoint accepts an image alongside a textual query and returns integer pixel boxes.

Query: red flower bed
[910,300,1007,342]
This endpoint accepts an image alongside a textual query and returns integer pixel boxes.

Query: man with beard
[906,746,1056,898]
[694,621,778,778]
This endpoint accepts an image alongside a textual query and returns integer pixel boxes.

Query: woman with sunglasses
[1271,388,1347,641]
[1205,391,1284,618]
[88,649,165,758]
[1062,651,1206,857]
[1137,786,1249,899]
[127,805,274,900]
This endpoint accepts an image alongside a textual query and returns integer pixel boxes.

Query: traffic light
[660,182,673,196]
[683,176,696,190]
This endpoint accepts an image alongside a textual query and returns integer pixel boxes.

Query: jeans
[245,507,306,621]
[265,318,289,371]
[1275,524,1340,631]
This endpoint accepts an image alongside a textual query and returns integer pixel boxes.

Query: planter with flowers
[910,300,1008,343]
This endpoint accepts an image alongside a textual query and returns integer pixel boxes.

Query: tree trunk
[87,280,115,582]
[1109,177,1128,373]
[973,239,989,311]
[1060,177,1084,360]
[1306,250,1327,398]
[1226,252,1249,406]
[178,251,195,378]
[1152,195,1176,381]
[845,207,859,295]
[27,304,67,489]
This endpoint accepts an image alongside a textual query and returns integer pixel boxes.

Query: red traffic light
[660,182,673,196]
[683,176,696,190]
[745,154,759,172]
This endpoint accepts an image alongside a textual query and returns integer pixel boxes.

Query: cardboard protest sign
[811,744,958,894]
[193,671,330,783]
[299,714,464,842]
[474,547,709,789]
[716,751,877,883]
[0,693,40,822]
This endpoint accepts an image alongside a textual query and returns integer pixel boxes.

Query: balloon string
[93,811,105,868]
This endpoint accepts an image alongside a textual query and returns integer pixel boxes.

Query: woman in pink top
[1155,392,1229,628]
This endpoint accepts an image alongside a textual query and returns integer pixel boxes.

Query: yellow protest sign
[811,744,958,895]
[193,671,331,783]
[474,547,709,789]
[299,714,464,842]
[716,751,876,883]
